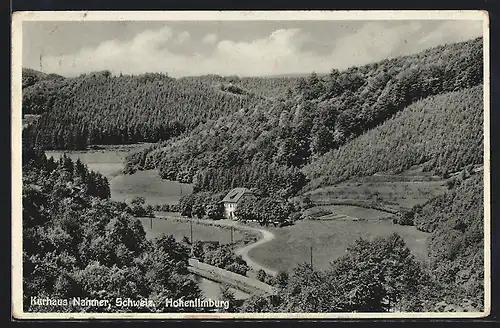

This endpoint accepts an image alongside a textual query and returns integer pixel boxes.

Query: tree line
[415,173,483,306]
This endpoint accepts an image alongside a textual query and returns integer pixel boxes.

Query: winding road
[234,225,278,277]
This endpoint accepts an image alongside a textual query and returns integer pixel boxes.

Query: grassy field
[46,148,127,179]
[45,146,192,206]
[111,170,193,205]
[305,180,447,211]
[303,164,448,212]
[248,219,429,273]
[271,166,444,273]
[137,217,248,244]
[303,205,393,220]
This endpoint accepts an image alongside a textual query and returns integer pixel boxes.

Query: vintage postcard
[12,10,490,319]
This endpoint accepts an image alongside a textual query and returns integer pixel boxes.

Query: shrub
[256,269,267,282]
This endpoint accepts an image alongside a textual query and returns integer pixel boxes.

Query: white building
[221,187,254,219]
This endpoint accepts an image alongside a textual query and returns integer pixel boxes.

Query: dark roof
[221,188,252,203]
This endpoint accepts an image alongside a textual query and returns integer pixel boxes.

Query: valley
[23,34,485,314]
[45,146,433,277]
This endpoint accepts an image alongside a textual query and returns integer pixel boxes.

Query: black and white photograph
[12,11,490,319]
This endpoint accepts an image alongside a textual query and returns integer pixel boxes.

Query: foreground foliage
[22,147,202,312]
[240,234,438,312]
[191,241,250,276]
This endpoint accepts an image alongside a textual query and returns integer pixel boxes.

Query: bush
[129,196,154,218]
[256,269,267,282]
[301,196,314,210]
[225,262,249,276]
[199,242,250,276]
[273,271,289,289]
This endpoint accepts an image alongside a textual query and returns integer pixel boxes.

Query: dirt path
[155,214,278,277]
[234,225,277,277]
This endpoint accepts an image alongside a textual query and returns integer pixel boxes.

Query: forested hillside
[20,35,486,314]
[303,85,483,189]
[22,68,64,89]
[22,146,202,312]
[22,71,256,149]
[125,37,482,196]
[179,74,299,99]
[414,173,484,305]
[22,69,66,116]
[21,69,301,150]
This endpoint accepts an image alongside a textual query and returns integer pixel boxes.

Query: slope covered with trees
[303,85,483,189]
[22,146,202,312]
[22,68,66,116]
[125,37,482,196]
[22,68,64,89]
[22,69,301,150]
[179,74,300,99]
[414,173,484,305]
[22,71,260,149]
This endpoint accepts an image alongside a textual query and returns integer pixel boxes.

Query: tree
[273,271,289,289]
[239,295,275,313]
[257,269,267,282]
[233,198,258,222]
[191,241,205,260]
[179,194,195,217]
[129,196,154,218]
[328,234,430,312]
[205,203,223,220]
[219,284,237,313]
[192,203,205,219]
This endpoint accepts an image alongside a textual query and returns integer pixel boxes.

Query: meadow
[248,219,430,273]
[305,180,447,212]
[303,205,393,220]
[302,164,448,213]
[45,148,126,179]
[111,170,193,205]
[277,169,441,273]
[45,145,192,206]
[137,217,248,245]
